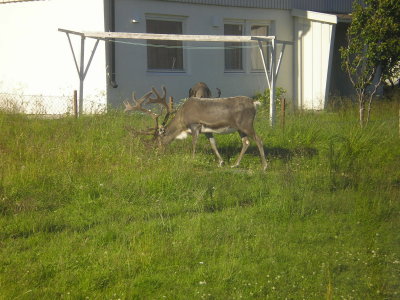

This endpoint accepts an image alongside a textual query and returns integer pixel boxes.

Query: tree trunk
[366,96,372,126]
[359,104,365,128]
[358,93,365,128]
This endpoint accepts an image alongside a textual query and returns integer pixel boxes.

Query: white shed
[0,0,107,114]
[294,9,338,110]
[0,0,354,114]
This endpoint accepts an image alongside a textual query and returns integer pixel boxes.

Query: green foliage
[340,0,400,126]
[0,103,399,299]
[254,87,287,107]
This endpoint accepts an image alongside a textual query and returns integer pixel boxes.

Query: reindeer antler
[123,87,175,138]
[123,91,159,120]
[149,86,175,126]
[123,90,163,137]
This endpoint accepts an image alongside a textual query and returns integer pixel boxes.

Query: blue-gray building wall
[161,0,354,14]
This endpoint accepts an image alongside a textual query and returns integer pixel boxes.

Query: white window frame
[223,20,245,73]
[247,22,272,73]
[145,14,187,73]
[223,19,273,74]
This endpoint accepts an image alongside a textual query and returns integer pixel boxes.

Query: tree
[340,0,400,127]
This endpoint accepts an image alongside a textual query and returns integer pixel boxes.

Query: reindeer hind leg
[231,132,250,168]
[239,125,267,171]
[254,134,267,170]
[206,133,224,167]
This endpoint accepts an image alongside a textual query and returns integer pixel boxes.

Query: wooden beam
[78,36,85,116]
[66,33,80,76]
[257,40,271,89]
[58,29,276,43]
[85,32,275,42]
[275,43,286,81]
[58,28,85,37]
[59,28,290,125]
[83,39,100,80]
[269,38,276,127]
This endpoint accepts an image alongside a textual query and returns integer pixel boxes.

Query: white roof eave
[291,9,338,24]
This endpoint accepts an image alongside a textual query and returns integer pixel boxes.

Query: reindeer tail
[253,101,262,109]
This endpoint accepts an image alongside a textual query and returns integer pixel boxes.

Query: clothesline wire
[105,38,271,50]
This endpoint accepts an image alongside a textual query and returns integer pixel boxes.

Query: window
[224,24,243,71]
[146,19,183,71]
[251,25,269,71]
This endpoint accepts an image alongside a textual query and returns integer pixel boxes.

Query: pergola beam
[59,28,290,126]
[59,28,275,43]
[63,31,100,116]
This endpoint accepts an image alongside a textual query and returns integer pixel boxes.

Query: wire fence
[0,92,107,116]
[1,92,398,136]
[0,93,73,115]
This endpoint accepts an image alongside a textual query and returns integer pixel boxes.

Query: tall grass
[0,100,399,299]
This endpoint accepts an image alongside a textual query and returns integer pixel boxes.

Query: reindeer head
[123,86,174,144]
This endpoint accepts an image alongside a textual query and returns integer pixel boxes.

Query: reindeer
[124,86,267,170]
[187,82,228,167]
[189,82,221,98]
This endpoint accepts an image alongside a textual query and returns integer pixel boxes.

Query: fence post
[281,98,286,129]
[73,90,78,118]
[169,96,174,111]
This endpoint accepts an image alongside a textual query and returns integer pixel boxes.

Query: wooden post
[169,96,174,111]
[73,90,78,118]
[58,29,290,124]
[78,36,85,116]
[269,38,276,127]
[281,98,286,129]
[64,31,99,117]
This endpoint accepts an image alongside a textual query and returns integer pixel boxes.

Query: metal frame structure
[59,28,290,126]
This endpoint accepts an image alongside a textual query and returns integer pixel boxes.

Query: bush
[254,87,287,108]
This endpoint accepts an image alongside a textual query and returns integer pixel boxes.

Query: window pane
[146,19,183,70]
[224,24,243,70]
[251,25,269,71]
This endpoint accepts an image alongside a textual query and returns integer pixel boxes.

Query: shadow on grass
[215,145,318,162]
[127,132,318,164]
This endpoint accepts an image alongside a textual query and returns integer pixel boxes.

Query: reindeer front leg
[205,133,224,167]
[189,124,202,157]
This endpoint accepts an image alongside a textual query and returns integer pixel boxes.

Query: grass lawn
[0,100,399,299]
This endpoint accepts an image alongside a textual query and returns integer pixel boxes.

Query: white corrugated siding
[161,0,354,13]
[295,17,335,109]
